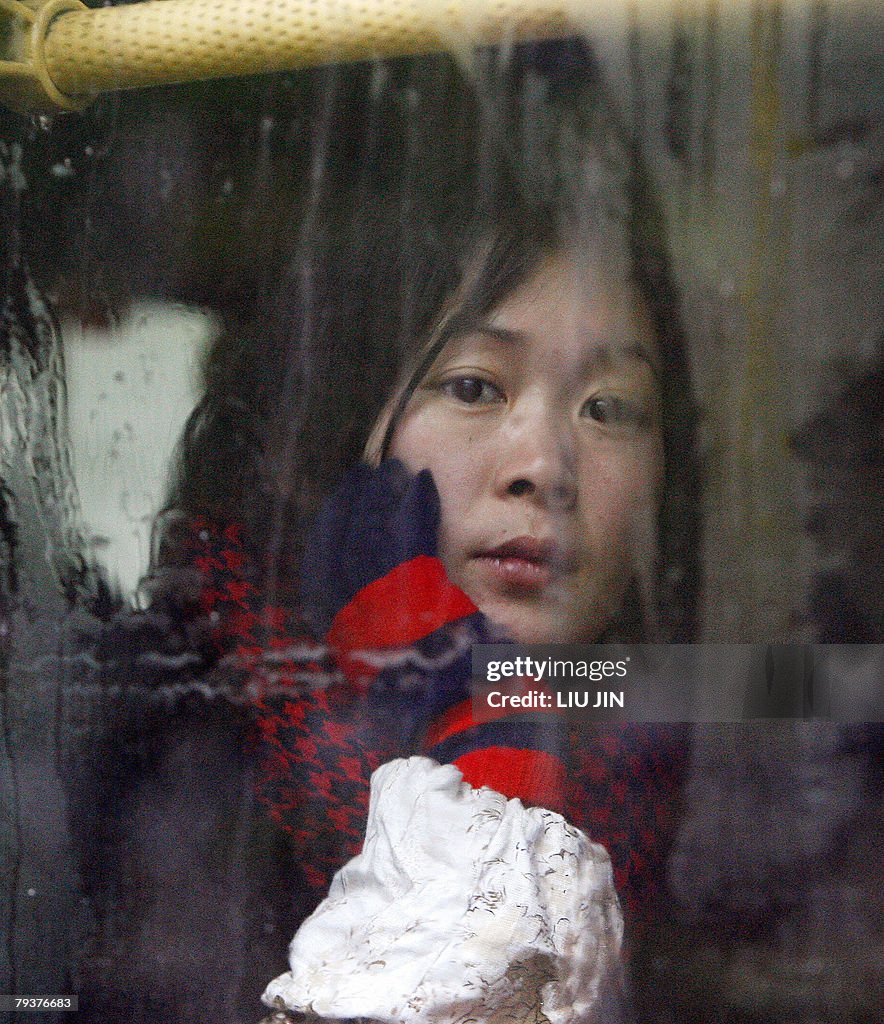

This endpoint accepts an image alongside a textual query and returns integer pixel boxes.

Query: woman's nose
[495,401,578,511]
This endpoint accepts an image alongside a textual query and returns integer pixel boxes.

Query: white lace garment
[263,757,623,1023]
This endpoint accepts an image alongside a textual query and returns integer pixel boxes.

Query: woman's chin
[481,597,607,646]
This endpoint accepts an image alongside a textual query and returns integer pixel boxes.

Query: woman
[154,40,700,1022]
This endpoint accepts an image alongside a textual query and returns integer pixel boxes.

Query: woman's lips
[471,537,564,592]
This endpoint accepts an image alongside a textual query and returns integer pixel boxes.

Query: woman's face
[387,252,664,643]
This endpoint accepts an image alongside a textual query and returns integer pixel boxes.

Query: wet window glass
[0,1,880,1021]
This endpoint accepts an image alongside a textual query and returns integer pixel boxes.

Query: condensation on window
[0,2,880,1022]
[63,302,216,598]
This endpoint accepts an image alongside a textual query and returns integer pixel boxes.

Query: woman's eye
[580,395,648,428]
[441,377,504,405]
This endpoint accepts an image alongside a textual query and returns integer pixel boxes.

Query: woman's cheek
[580,457,658,567]
[614,460,663,575]
[434,464,479,562]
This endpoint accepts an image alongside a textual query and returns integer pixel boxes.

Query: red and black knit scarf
[186,518,690,930]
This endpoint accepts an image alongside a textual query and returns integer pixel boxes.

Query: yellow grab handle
[1,0,582,113]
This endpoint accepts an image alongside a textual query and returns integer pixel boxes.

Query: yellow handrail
[1,0,583,113]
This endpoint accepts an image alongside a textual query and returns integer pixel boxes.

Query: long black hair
[151,40,702,642]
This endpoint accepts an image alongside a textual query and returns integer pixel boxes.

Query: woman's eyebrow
[452,319,659,385]
[469,324,660,383]
[618,344,661,384]
[470,324,526,344]
[569,344,661,390]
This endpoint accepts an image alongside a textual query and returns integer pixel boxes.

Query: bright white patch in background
[63,301,217,601]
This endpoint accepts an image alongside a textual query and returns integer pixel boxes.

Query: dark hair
[152,41,701,641]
